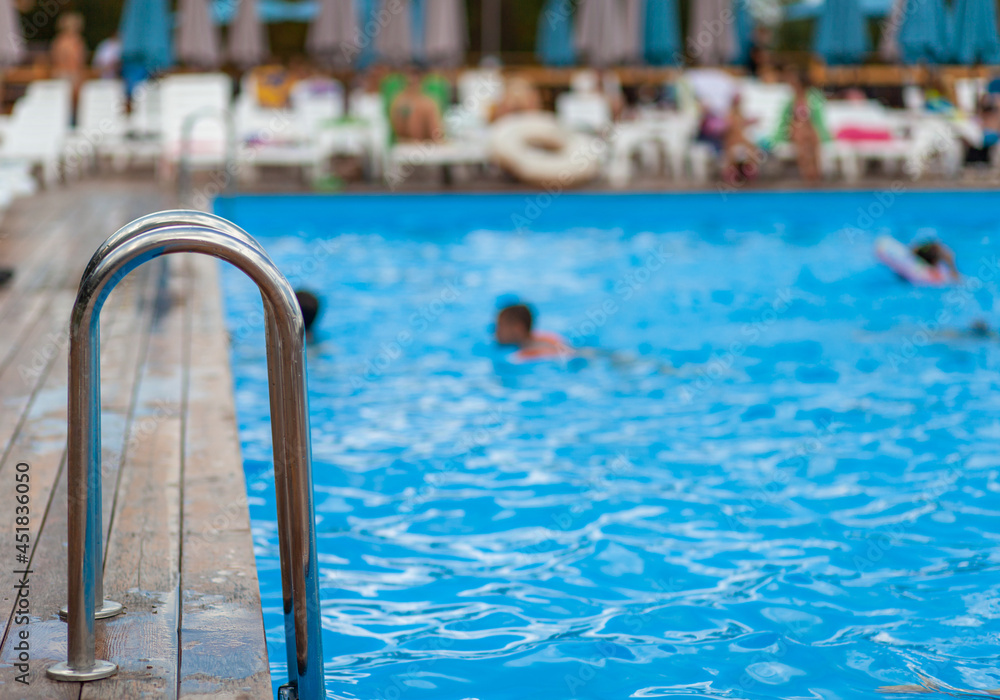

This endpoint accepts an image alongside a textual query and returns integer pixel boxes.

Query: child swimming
[911,240,959,280]
[875,236,960,286]
[295,289,321,335]
[495,304,572,362]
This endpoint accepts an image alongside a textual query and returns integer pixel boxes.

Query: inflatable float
[875,236,955,286]
[489,113,602,188]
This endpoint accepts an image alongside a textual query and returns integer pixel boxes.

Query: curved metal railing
[46,213,326,700]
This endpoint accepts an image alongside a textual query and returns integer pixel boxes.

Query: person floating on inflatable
[875,236,960,286]
[495,303,573,362]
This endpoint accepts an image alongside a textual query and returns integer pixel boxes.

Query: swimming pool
[215,192,1000,699]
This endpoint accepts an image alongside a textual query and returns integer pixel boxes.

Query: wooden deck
[0,181,272,698]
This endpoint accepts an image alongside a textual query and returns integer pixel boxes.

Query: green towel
[420,73,452,118]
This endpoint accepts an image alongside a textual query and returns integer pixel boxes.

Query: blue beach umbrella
[733,0,754,65]
[119,0,174,74]
[411,0,426,63]
[952,0,1000,64]
[814,0,870,64]
[644,0,682,65]
[786,0,891,18]
[354,0,379,68]
[536,0,576,66]
[896,0,951,64]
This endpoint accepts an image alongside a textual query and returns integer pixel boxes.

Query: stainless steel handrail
[57,211,269,624]
[46,221,326,700]
[62,210,304,691]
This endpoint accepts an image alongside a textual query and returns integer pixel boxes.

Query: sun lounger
[64,80,129,175]
[0,80,72,187]
[159,73,234,180]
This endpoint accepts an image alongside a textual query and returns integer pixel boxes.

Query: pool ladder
[45,211,326,700]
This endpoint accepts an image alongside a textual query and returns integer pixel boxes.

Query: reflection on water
[221,195,1000,700]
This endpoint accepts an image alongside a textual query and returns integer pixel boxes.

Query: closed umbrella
[120,0,173,74]
[575,0,626,67]
[879,0,903,61]
[733,0,754,64]
[0,0,24,67]
[688,0,738,65]
[424,0,467,66]
[897,0,950,64]
[622,0,644,64]
[814,0,870,64]
[308,0,358,67]
[354,0,379,68]
[176,0,222,68]
[376,0,413,65]
[228,0,268,68]
[411,0,426,63]
[536,0,576,66]
[644,0,681,65]
[952,0,1000,64]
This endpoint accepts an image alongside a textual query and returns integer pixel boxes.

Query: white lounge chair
[231,74,323,182]
[119,80,166,170]
[383,86,489,187]
[456,68,503,124]
[0,80,72,187]
[824,100,959,180]
[953,78,986,114]
[385,139,489,188]
[348,90,390,179]
[555,92,613,134]
[64,79,128,175]
[607,111,699,188]
[159,73,234,180]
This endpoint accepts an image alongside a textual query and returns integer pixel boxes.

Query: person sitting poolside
[389,68,445,144]
[912,240,959,280]
[492,76,542,121]
[769,70,829,183]
[722,94,760,185]
[495,304,572,361]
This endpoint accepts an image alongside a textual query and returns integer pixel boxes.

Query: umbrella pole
[482,0,501,61]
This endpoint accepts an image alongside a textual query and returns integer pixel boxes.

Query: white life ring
[489,112,602,188]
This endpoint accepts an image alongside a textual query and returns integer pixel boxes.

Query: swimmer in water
[495,304,572,360]
[912,240,959,280]
[295,289,321,339]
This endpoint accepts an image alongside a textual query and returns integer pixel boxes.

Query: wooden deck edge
[0,192,274,699]
[177,254,274,700]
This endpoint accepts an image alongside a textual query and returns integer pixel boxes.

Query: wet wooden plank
[0,197,151,698]
[0,182,272,699]
[178,255,272,699]
[81,258,188,700]
[0,279,137,696]
[0,293,80,700]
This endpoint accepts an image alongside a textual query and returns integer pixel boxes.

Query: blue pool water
[216,193,1000,700]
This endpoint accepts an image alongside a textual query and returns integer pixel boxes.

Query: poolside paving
[0,181,272,699]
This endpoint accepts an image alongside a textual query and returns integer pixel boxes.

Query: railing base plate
[58,599,124,621]
[47,659,118,682]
